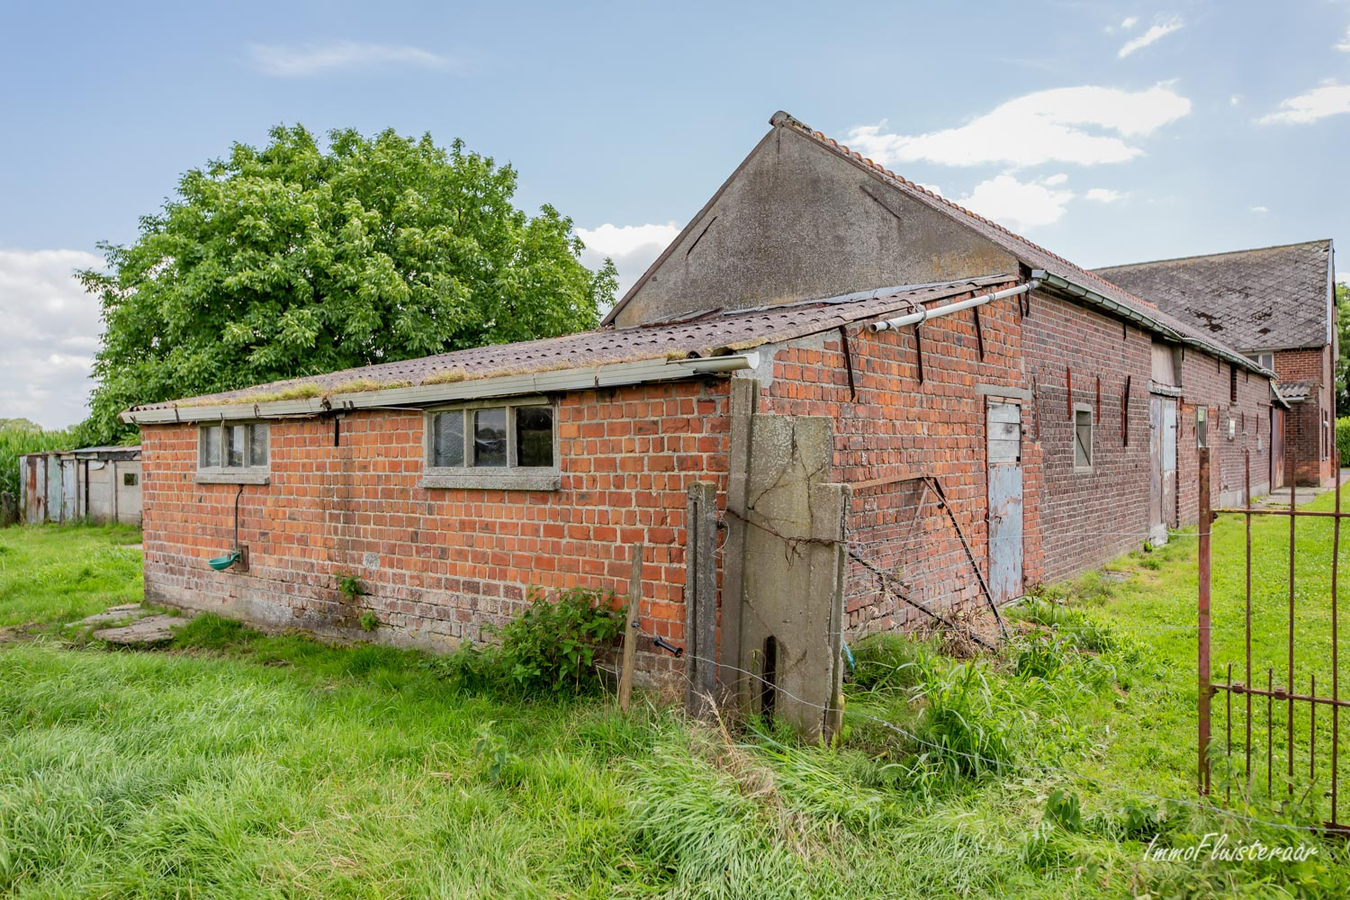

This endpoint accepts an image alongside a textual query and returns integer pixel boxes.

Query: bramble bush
[433,586,623,695]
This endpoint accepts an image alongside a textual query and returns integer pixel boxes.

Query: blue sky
[2,0,1348,428]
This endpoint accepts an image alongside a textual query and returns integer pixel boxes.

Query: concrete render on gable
[611,126,1018,327]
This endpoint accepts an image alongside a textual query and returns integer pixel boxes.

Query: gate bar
[1199,447,1212,795]
[1288,446,1297,798]
[1245,450,1254,791]
[1334,450,1342,823]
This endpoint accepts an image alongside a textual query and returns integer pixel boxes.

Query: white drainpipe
[867,280,1039,333]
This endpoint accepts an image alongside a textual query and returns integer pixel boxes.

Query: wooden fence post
[619,543,643,712]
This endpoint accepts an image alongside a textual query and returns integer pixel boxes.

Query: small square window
[199,425,221,468]
[249,424,269,467]
[1074,407,1093,470]
[123,472,138,487]
[225,424,246,468]
[473,408,508,467]
[516,406,554,467]
[422,399,559,490]
[432,411,465,467]
[196,422,269,483]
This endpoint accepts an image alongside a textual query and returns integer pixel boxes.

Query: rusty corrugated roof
[131,276,1014,411]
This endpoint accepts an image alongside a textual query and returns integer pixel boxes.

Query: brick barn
[1096,240,1338,487]
[123,112,1280,734]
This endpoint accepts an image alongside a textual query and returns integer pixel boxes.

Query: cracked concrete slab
[92,614,183,646]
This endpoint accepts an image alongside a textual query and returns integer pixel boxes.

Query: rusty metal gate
[1198,446,1347,832]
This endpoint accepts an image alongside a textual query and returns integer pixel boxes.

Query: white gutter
[121,352,761,426]
[867,281,1038,333]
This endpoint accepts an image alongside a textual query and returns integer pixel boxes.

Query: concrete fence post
[686,481,718,718]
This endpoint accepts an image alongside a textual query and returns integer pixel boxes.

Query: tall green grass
[2,522,1349,897]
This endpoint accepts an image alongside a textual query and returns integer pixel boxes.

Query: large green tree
[79,126,616,444]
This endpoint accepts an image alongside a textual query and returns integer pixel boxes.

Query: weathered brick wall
[140,381,731,677]
[759,281,1037,637]
[1174,354,1275,523]
[1022,292,1154,585]
[1273,346,1334,485]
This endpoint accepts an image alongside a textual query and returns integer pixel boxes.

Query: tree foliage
[79,125,616,444]
[1336,282,1350,417]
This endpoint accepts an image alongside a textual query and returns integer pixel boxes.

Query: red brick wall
[138,286,1280,657]
[1023,293,1153,584]
[1273,346,1335,485]
[1173,354,1276,523]
[758,280,1033,635]
[140,381,730,677]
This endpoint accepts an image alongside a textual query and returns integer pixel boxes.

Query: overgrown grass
[2,519,1349,897]
[0,522,143,627]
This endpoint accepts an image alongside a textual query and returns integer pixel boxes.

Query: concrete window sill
[419,472,561,492]
[194,470,271,485]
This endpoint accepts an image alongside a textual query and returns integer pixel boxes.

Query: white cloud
[1230,94,1243,107]
[575,222,681,298]
[1118,16,1184,58]
[0,248,104,429]
[247,41,457,77]
[1085,188,1125,203]
[1258,81,1350,124]
[1250,206,1269,213]
[1121,16,1139,30]
[958,174,1074,231]
[843,83,1191,168]
[1337,25,1350,52]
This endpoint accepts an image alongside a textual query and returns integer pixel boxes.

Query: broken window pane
[249,423,269,467]
[1074,409,1092,468]
[473,408,507,467]
[199,425,220,468]
[225,425,246,468]
[432,412,465,468]
[515,407,554,467]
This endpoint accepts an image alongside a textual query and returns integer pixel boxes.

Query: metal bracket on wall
[837,325,858,401]
[913,324,925,384]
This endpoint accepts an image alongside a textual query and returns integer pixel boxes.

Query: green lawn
[0,515,1348,899]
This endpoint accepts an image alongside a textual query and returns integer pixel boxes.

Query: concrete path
[1252,469,1350,510]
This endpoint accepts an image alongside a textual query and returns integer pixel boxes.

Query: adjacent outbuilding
[1097,239,1337,487]
[18,445,143,526]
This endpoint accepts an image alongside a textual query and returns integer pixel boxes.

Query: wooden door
[986,402,1024,603]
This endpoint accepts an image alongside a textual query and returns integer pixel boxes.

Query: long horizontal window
[197,422,270,483]
[423,399,559,490]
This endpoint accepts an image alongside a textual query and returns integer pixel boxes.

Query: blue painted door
[987,402,1024,604]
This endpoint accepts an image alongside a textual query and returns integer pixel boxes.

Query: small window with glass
[197,422,270,483]
[423,398,559,490]
[1073,405,1093,471]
